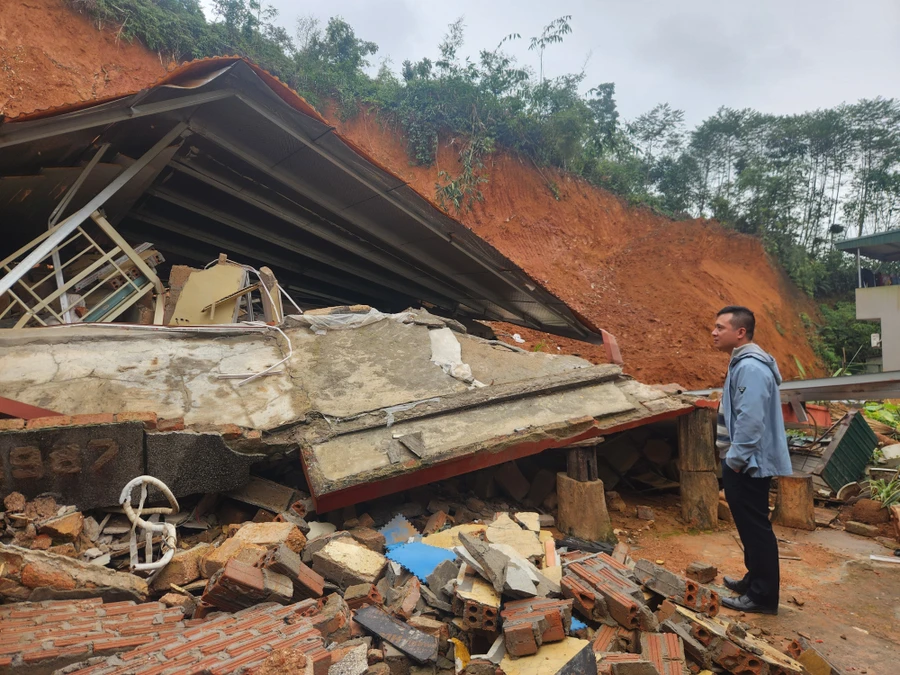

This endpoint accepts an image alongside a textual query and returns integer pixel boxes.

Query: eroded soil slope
[335,111,822,388]
[0,0,165,118]
[0,2,822,388]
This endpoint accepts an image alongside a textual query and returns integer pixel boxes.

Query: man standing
[712,306,792,614]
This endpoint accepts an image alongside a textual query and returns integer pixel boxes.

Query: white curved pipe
[119,476,180,572]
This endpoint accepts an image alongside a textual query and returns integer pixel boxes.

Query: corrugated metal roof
[835,228,900,262]
[0,57,611,346]
[818,410,878,492]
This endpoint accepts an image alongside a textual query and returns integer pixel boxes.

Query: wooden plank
[772,475,816,531]
[259,266,283,323]
[680,470,718,530]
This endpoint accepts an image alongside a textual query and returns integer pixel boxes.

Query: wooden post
[772,474,816,531]
[681,471,719,530]
[677,408,719,530]
[677,407,718,472]
[567,446,598,482]
[557,472,615,544]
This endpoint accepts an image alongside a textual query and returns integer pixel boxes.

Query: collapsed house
[0,56,829,675]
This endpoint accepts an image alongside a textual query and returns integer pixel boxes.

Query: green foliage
[863,401,900,432]
[864,476,900,508]
[816,302,880,373]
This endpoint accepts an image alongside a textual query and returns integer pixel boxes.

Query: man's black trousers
[721,460,779,607]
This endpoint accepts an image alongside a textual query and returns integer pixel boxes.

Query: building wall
[856,286,900,371]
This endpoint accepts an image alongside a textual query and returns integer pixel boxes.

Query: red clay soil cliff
[333,111,822,389]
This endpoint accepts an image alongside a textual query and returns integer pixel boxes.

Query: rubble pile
[1,483,809,675]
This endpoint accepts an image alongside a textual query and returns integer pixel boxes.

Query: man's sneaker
[721,594,778,615]
[723,575,749,594]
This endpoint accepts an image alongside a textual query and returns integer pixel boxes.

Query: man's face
[712,313,745,352]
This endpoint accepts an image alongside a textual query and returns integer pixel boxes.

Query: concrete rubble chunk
[354,605,439,664]
[233,520,308,553]
[513,512,541,532]
[330,643,370,675]
[844,520,880,537]
[37,511,84,541]
[313,538,388,588]
[351,526,388,553]
[200,537,267,578]
[684,562,717,585]
[259,543,326,599]
[485,515,543,561]
[308,521,340,541]
[345,582,384,609]
[420,583,453,612]
[458,531,510,593]
[150,542,211,592]
[226,475,297,512]
[3,491,26,513]
[0,544,148,602]
[426,559,459,598]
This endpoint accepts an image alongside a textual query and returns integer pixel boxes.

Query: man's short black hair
[717,305,755,340]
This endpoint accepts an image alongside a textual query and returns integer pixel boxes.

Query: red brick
[0,418,25,431]
[93,635,155,654]
[210,649,270,674]
[504,623,538,657]
[26,415,72,430]
[227,632,277,657]
[20,562,77,590]
[244,429,262,441]
[114,412,158,430]
[70,413,115,426]
[218,423,243,439]
[0,657,12,668]
[22,648,62,664]
[156,417,185,432]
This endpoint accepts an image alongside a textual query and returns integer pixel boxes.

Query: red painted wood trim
[0,396,60,420]
[308,405,693,513]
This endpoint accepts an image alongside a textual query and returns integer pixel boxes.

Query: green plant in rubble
[864,477,900,508]
[863,401,900,431]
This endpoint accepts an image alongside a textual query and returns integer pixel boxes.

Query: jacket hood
[730,343,783,385]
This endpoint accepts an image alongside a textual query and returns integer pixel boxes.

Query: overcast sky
[209,0,900,126]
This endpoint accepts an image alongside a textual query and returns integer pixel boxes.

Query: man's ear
[736,327,746,339]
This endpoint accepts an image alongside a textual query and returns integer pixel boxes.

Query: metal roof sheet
[0,57,610,346]
[835,228,900,262]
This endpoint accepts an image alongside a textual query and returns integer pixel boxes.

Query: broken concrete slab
[499,637,590,675]
[354,605,439,664]
[514,512,541,532]
[0,422,144,509]
[145,432,264,500]
[225,475,296,512]
[458,532,510,593]
[485,514,543,560]
[0,544,148,602]
[313,538,388,588]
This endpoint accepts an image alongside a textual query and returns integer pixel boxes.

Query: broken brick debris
[258,544,326,600]
[500,597,573,656]
[684,562,717,585]
[353,605,439,664]
[633,559,719,616]
[0,545,148,603]
[61,599,329,675]
[313,538,388,589]
[345,583,385,610]
[0,598,186,671]
[201,558,293,612]
[639,632,685,675]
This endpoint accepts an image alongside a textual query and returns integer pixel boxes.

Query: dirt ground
[610,492,900,675]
